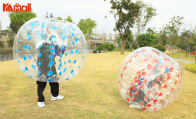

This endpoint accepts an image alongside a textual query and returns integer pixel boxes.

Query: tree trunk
[186,47,188,57]
[120,39,125,54]
[195,56,196,64]
[137,18,141,48]
[186,36,191,57]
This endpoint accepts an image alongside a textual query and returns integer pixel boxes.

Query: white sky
[0,0,196,34]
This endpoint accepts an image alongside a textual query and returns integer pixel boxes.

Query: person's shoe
[37,102,45,108]
[51,95,64,101]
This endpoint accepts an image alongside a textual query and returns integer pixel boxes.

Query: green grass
[0,52,196,119]
[186,63,196,74]
[170,52,195,62]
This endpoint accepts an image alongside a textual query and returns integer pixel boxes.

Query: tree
[108,0,140,54]
[56,17,63,20]
[7,33,15,47]
[146,28,156,34]
[0,21,2,31]
[9,11,36,33]
[0,41,4,48]
[164,16,184,52]
[117,34,133,49]
[135,1,156,35]
[45,12,53,19]
[137,33,156,47]
[77,18,96,37]
[65,16,74,23]
[134,1,156,48]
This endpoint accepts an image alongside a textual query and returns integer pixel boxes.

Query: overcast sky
[0,0,196,34]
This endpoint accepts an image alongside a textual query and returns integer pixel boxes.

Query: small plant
[186,63,196,74]
[154,45,165,52]
[96,42,115,52]
[0,41,4,48]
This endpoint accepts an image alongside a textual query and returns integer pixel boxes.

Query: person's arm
[54,45,66,56]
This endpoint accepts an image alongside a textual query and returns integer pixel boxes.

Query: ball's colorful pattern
[13,18,87,82]
[117,47,183,111]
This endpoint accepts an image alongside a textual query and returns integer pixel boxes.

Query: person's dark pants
[36,81,59,102]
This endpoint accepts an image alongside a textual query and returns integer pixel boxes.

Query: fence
[0,54,14,62]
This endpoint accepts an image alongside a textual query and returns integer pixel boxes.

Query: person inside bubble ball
[128,62,164,110]
[36,28,66,108]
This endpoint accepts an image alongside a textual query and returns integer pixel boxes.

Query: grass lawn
[170,52,195,62]
[0,52,195,119]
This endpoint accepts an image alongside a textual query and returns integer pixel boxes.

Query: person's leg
[49,82,59,97]
[36,81,47,102]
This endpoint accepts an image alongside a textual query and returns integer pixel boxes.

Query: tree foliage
[56,17,63,20]
[0,21,2,31]
[108,0,140,54]
[135,1,156,34]
[137,33,156,47]
[7,33,15,47]
[9,11,36,33]
[117,34,133,49]
[164,16,184,45]
[46,12,53,19]
[0,41,4,48]
[65,16,74,23]
[77,18,96,37]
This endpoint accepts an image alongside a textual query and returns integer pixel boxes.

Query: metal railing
[0,54,13,62]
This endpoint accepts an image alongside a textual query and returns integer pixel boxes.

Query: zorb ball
[13,18,87,82]
[117,47,183,111]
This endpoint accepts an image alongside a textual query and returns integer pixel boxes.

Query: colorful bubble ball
[13,18,87,82]
[117,47,183,111]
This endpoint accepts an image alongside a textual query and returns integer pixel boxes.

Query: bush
[93,50,97,53]
[0,41,4,48]
[186,63,196,74]
[96,42,115,52]
[154,45,165,52]
[7,37,14,47]
[0,48,13,54]
[137,33,156,47]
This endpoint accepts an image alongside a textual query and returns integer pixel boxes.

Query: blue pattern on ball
[71,70,74,74]
[75,38,78,42]
[38,62,41,66]
[52,26,56,30]
[71,50,74,54]
[73,60,76,64]
[23,56,27,61]
[47,71,53,77]
[29,55,32,59]
[76,49,79,54]
[49,55,54,59]
[39,53,42,57]
[38,70,41,75]
[25,67,28,71]
[28,46,31,50]
[51,49,55,54]
[48,79,52,82]
[24,45,28,49]
[51,35,56,41]
[72,41,75,45]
